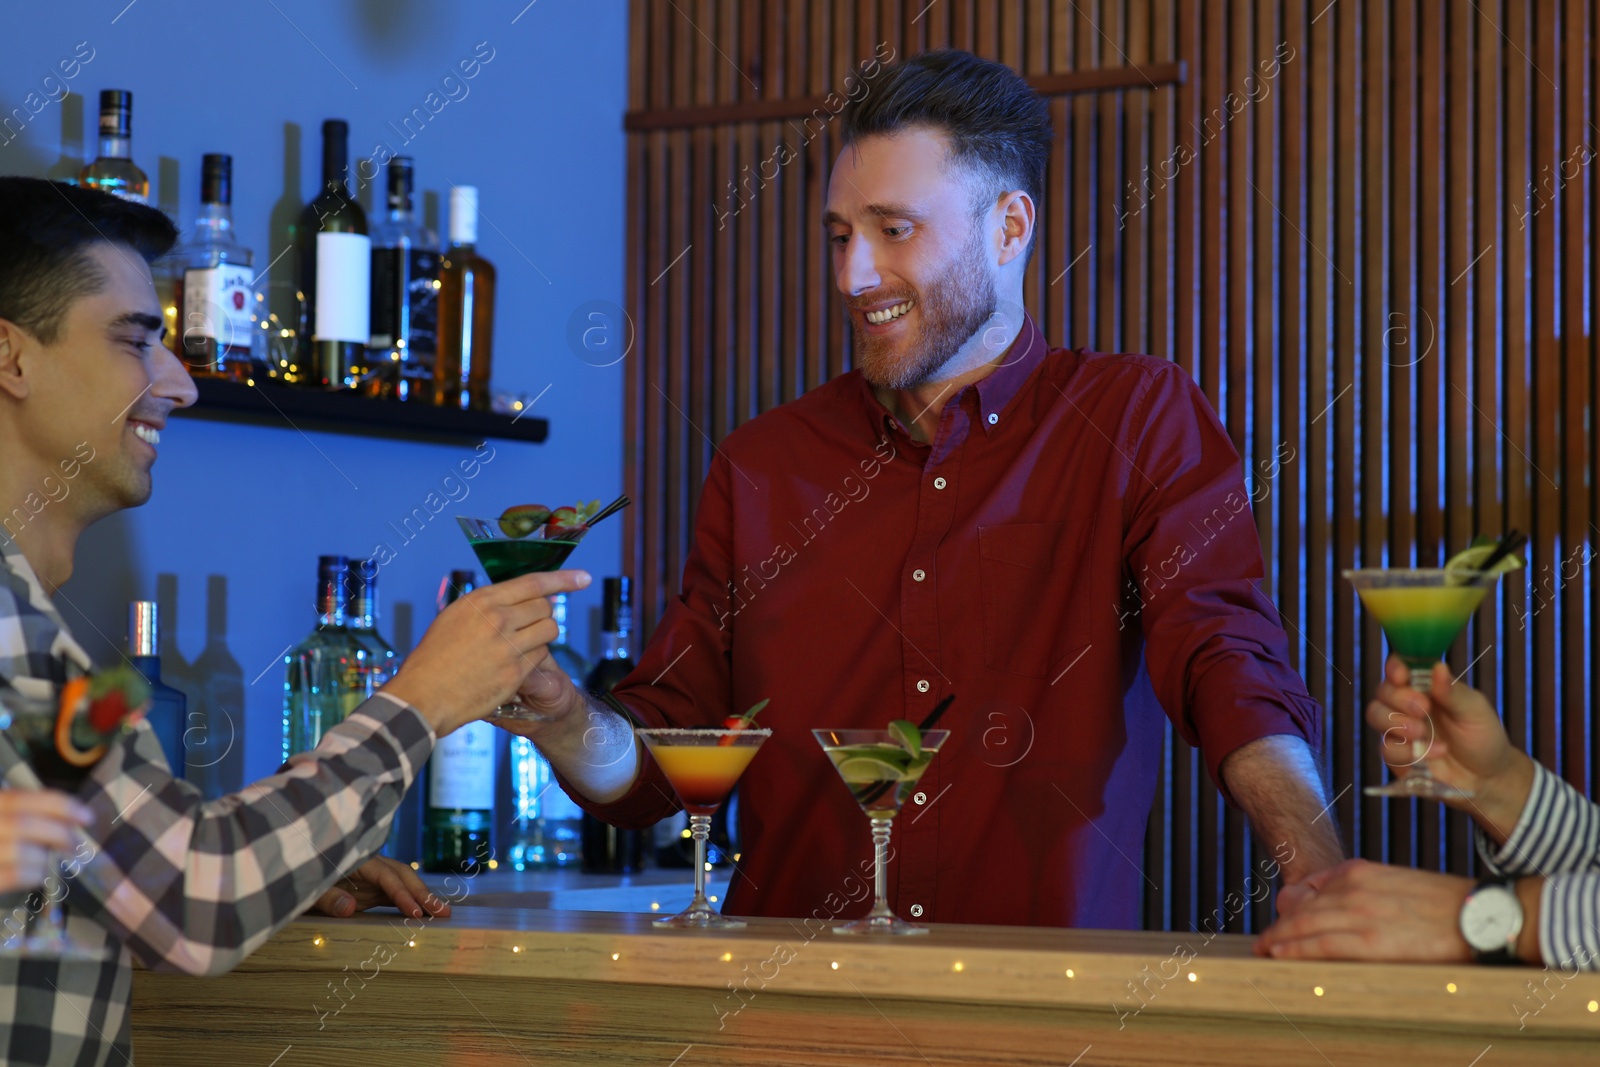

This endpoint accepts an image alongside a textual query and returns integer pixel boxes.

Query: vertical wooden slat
[1560,0,1593,795]
[1531,0,1561,776]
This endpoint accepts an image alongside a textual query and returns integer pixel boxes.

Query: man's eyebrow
[107,311,164,333]
[821,203,927,229]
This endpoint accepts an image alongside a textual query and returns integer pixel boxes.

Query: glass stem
[689,813,712,910]
[868,816,893,919]
[1406,665,1436,771]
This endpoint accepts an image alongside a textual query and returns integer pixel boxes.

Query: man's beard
[850,227,998,390]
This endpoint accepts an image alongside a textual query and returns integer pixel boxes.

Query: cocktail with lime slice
[813,723,949,935]
[637,724,770,928]
[1345,541,1524,799]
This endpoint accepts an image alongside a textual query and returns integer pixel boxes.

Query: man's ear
[0,319,33,401]
[995,190,1035,268]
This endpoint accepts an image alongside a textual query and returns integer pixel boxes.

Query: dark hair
[0,177,178,344]
[840,49,1052,258]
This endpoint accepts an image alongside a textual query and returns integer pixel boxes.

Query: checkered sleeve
[68,692,435,977]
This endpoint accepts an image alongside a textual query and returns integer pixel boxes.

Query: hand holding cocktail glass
[1365,655,1538,834]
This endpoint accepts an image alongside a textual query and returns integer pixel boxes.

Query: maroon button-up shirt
[570,314,1320,929]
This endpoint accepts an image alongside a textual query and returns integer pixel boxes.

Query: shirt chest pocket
[977,521,1092,679]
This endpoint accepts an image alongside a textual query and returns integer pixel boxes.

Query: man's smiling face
[824,126,1000,390]
[16,241,196,522]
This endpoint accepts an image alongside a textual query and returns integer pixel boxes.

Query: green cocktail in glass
[458,513,592,721]
[813,726,949,935]
[1345,567,1496,799]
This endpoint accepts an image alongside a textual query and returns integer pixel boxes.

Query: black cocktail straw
[586,494,632,529]
[1477,529,1527,573]
[917,694,956,732]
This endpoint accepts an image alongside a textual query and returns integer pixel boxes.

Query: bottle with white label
[295,119,370,390]
[177,154,262,382]
[422,571,496,873]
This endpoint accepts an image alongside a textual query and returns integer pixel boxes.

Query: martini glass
[458,515,590,722]
[636,727,770,928]
[0,701,110,960]
[1345,567,1496,799]
[813,728,949,935]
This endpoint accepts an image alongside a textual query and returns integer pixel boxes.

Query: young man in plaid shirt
[0,177,589,1065]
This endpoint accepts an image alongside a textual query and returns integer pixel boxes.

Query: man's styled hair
[0,177,178,344]
[839,49,1052,261]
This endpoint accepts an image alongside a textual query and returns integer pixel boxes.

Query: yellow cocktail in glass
[1345,567,1496,799]
[637,727,770,928]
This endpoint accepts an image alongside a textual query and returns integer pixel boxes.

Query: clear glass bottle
[282,556,363,762]
[78,90,148,204]
[433,186,495,411]
[295,119,370,390]
[366,157,440,402]
[127,601,186,776]
[581,578,644,873]
[509,593,587,870]
[346,559,397,694]
[176,154,263,382]
[422,571,496,873]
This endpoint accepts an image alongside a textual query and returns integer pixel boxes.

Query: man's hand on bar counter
[381,568,592,737]
[308,855,452,921]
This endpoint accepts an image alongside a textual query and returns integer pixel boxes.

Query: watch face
[1461,885,1522,953]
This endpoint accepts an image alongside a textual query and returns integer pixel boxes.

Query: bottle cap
[128,600,158,657]
[448,185,478,246]
[201,154,232,206]
[317,555,351,614]
[601,577,631,633]
[98,90,132,138]
[387,157,415,212]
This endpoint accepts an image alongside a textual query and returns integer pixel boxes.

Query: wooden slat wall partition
[623,0,1600,934]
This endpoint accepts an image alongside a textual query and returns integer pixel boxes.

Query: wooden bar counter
[132,873,1600,1065]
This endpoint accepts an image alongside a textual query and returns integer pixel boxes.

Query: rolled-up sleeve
[1120,364,1322,796]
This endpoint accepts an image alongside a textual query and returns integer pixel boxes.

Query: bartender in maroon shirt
[504,49,1344,929]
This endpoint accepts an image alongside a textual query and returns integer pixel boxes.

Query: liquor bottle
[581,578,644,873]
[176,154,262,382]
[282,556,363,762]
[422,571,496,873]
[507,593,587,870]
[78,90,148,204]
[127,601,186,776]
[366,157,440,402]
[433,186,495,411]
[296,119,370,390]
[347,559,398,696]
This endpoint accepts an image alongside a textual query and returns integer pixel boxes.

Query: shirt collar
[0,529,93,677]
[858,311,1050,442]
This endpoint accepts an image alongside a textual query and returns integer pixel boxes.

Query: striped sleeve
[1475,762,1600,878]
[1539,873,1600,972]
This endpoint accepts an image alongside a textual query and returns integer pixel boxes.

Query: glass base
[489,701,550,723]
[833,913,929,936]
[1364,775,1474,800]
[654,903,745,930]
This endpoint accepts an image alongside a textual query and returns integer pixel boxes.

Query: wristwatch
[1459,877,1524,965]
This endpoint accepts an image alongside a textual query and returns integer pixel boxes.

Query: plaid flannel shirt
[0,533,434,1065]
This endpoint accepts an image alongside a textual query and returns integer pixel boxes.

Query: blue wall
[2,0,629,790]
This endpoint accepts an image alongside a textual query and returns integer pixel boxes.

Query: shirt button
[933,476,947,490]
[916,679,930,693]
[912,568,926,582]
[987,413,999,426]
[909,904,924,918]
[913,791,927,805]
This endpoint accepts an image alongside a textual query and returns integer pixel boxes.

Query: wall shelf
[174,379,549,444]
